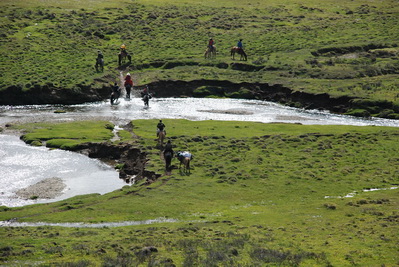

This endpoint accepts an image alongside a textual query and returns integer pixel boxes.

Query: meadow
[1,0,399,265]
[0,119,398,266]
[0,0,398,111]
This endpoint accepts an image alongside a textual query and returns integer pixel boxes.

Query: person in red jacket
[124,73,133,99]
[208,38,215,52]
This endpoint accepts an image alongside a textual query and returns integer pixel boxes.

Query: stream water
[1,97,398,208]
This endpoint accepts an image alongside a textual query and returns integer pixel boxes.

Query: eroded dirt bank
[75,142,160,184]
[0,79,352,112]
[1,79,398,118]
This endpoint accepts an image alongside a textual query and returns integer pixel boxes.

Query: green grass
[14,120,114,149]
[0,0,398,106]
[1,119,398,266]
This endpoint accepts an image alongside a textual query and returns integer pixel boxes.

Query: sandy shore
[15,177,67,200]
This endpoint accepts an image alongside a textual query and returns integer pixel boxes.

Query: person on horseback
[141,86,148,98]
[95,50,104,72]
[110,82,121,104]
[119,44,132,65]
[163,139,174,170]
[208,38,215,52]
[120,44,127,54]
[163,140,174,157]
[111,82,120,94]
[237,39,243,51]
[157,120,166,137]
[97,50,103,60]
[124,73,133,99]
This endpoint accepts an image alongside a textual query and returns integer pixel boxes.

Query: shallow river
[1,97,398,207]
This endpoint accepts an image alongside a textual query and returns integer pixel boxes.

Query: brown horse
[118,50,132,66]
[231,46,247,61]
[179,157,190,173]
[158,130,165,146]
[177,151,191,174]
[204,46,217,59]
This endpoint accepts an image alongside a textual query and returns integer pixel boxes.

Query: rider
[163,140,174,157]
[208,38,215,52]
[124,73,133,99]
[120,44,127,54]
[111,82,120,102]
[237,39,243,51]
[157,120,166,137]
[95,50,104,71]
[141,86,148,97]
[97,50,104,60]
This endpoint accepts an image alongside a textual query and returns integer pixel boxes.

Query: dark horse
[143,93,151,107]
[125,84,132,99]
[164,151,173,171]
[118,50,131,66]
[231,46,247,61]
[95,58,104,72]
[110,87,121,105]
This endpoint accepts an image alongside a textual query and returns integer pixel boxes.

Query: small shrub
[324,203,337,210]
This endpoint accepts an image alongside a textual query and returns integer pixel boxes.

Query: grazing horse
[95,58,104,72]
[164,151,173,171]
[118,50,132,66]
[177,151,192,174]
[231,46,247,61]
[158,130,165,146]
[204,45,217,59]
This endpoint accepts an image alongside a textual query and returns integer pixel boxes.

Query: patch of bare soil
[16,177,66,199]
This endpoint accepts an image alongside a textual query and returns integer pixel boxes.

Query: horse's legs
[118,54,122,66]
[186,158,190,173]
[126,85,131,99]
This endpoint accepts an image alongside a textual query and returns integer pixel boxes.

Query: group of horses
[97,45,247,72]
[205,46,248,61]
[158,132,191,174]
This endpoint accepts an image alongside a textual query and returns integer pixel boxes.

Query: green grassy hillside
[1,120,398,266]
[0,0,398,105]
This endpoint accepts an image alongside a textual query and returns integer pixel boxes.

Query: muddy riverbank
[1,79,398,119]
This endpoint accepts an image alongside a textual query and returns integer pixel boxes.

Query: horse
[204,45,217,59]
[158,130,165,146]
[110,88,121,105]
[177,152,192,174]
[118,50,132,66]
[164,150,173,171]
[143,93,151,107]
[95,58,104,72]
[231,46,247,61]
[125,84,132,99]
